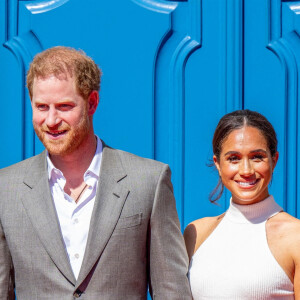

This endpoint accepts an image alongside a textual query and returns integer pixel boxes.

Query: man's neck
[49,133,97,186]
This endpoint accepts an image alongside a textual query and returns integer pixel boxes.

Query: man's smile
[46,130,67,138]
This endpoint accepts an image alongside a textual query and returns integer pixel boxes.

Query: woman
[184,109,300,299]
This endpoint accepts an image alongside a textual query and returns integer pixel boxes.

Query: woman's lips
[235,178,260,188]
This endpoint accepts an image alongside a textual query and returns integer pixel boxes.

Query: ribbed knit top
[188,196,294,299]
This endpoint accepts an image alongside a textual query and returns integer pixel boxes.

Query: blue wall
[1,0,300,240]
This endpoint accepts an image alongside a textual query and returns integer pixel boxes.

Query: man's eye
[37,105,48,110]
[59,104,73,110]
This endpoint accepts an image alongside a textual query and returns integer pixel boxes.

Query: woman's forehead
[221,126,268,152]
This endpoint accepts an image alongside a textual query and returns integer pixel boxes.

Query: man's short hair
[27,46,101,100]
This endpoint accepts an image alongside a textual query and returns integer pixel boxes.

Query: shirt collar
[84,136,102,182]
[47,136,103,182]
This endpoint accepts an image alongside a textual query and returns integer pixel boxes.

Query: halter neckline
[226,196,282,224]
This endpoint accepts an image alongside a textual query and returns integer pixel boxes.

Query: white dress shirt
[47,137,102,279]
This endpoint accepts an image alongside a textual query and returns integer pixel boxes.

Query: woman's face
[213,126,278,205]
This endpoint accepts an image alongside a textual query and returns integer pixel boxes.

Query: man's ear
[87,91,99,116]
[213,155,221,175]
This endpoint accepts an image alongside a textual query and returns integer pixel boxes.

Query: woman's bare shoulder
[268,212,300,254]
[274,214,300,296]
[270,211,300,231]
[186,215,224,234]
[184,214,225,261]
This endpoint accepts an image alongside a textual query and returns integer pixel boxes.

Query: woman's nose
[239,158,254,176]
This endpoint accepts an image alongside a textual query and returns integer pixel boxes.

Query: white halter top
[188,196,294,299]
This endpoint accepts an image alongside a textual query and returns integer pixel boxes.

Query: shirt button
[75,253,80,259]
[74,218,79,224]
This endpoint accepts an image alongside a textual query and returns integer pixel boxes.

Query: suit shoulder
[0,152,45,179]
[102,145,171,195]
[112,148,167,173]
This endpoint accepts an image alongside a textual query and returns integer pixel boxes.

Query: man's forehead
[32,74,77,92]
[31,75,78,99]
[34,72,73,82]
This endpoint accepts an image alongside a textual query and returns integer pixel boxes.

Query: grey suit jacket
[0,144,192,300]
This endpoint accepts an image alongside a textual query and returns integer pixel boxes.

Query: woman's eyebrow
[223,149,268,156]
[249,149,268,154]
[224,151,240,156]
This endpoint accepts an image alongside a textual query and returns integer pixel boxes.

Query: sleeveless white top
[188,196,294,299]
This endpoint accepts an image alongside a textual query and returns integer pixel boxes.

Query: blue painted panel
[0,48,24,168]
[184,0,243,226]
[0,1,24,167]
[154,0,201,226]
[280,1,300,217]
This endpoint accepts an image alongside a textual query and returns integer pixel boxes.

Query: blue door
[1,0,300,298]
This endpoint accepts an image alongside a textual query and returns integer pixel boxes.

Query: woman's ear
[213,155,221,175]
[272,151,279,171]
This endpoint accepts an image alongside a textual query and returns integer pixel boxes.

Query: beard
[33,112,90,156]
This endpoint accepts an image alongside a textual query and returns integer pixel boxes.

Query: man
[0,47,192,299]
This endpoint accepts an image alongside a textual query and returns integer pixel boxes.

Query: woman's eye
[228,156,239,162]
[252,154,264,161]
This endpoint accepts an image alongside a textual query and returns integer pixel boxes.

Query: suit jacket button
[73,290,82,298]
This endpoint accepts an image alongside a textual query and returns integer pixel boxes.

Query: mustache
[36,125,71,132]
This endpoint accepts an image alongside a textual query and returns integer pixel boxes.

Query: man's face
[31,75,91,156]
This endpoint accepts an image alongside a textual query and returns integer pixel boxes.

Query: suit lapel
[21,152,76,285]
[76,144,129,286]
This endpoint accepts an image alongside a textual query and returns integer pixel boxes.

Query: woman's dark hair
[210,109,278,203]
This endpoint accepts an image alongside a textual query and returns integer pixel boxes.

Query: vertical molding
[4,32,43,159]
[154,0,201,225]
[132,0,178,162]
[225,0,244,113]
[3,1,48,160]
[267,0,281,41]
[268,38,298,215]
[267,1,298,216]
[6,0,18,40]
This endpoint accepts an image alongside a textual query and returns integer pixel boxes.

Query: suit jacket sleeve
[0,219,14,300]
[148,164,192,299]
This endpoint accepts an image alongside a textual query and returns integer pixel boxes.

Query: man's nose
[45,108,61,127]
[239,158,254,176]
